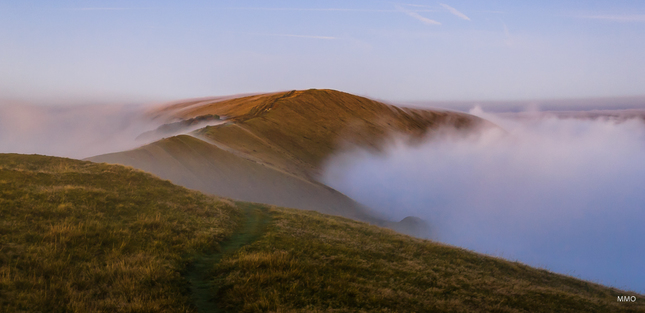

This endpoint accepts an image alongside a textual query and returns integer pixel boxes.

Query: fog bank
[322,109,645,293]
[0,102,162,159]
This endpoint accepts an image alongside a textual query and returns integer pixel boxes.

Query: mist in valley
[0,101,177,159]
[322,108,645,293]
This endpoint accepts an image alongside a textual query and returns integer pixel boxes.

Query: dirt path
[185,203,270,312]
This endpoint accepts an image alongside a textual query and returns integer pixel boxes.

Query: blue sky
[1,0,645,102]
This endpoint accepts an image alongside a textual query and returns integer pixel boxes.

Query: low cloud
[0,101,163,159]
[322,109,645,293]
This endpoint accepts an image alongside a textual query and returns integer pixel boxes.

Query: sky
[1,0,645,103]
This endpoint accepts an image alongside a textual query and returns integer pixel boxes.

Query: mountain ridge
[89,89,491,237]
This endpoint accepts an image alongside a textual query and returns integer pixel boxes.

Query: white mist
[322,111,645,293]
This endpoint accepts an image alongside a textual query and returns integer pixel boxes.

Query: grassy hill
[89,135,380,224]
[1,154,642,312]
[0,154,242,312]
[211,207,644,312]
[89,89,486,236]
[156,89,484,179]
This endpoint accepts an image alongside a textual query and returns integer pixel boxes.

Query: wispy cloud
[144,25,338,40]
[245,32,337,40]
[63,7,147,11]
[440,3,471,21]
[392,3,436,11]
[578,14,645,22]
[396,5,441,25]
[481,10,506,14]
[227,7,396,13]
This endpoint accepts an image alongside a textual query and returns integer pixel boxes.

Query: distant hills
[89,89,487,236]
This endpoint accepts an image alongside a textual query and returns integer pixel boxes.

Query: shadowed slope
[89,135,381,223]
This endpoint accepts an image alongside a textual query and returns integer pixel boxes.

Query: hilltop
[1,154,642,312]
[149,89,482,179]
[90,89,486,234]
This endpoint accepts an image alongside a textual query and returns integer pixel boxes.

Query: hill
[213,207,644,312]
[150,89,483,179]
[0,153,242,312]
[89,89,486,234]
[90,135,379,223]
[2,154,642,312]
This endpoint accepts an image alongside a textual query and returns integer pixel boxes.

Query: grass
[185,89,484,179]
[0,153,243,312]
[212,207,644,312]
[91,89,488,233]
[88,135,378,224]
[186,203,270,313]
[3,153,643,312]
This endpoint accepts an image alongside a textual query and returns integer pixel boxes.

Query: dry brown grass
[194,89,484,179]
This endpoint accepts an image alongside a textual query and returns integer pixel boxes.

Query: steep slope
[0,154,242,312]
[90,135,380,223]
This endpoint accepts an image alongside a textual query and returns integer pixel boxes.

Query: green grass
[2,153,644,312]
[212,208,644,313]
[0,154,243,312]
[187,203,270,313]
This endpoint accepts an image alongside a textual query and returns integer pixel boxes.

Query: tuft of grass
[0,153,243,312]
[212,207,644,313]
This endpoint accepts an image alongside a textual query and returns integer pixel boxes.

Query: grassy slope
[2,154,643,312]
[193,89,482,179]
[213,207,644,313]
[89,135,380,223]
[186,203,270,313]
[0,154,242,312]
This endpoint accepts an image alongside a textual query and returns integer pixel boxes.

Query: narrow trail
[185,203,270,313]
